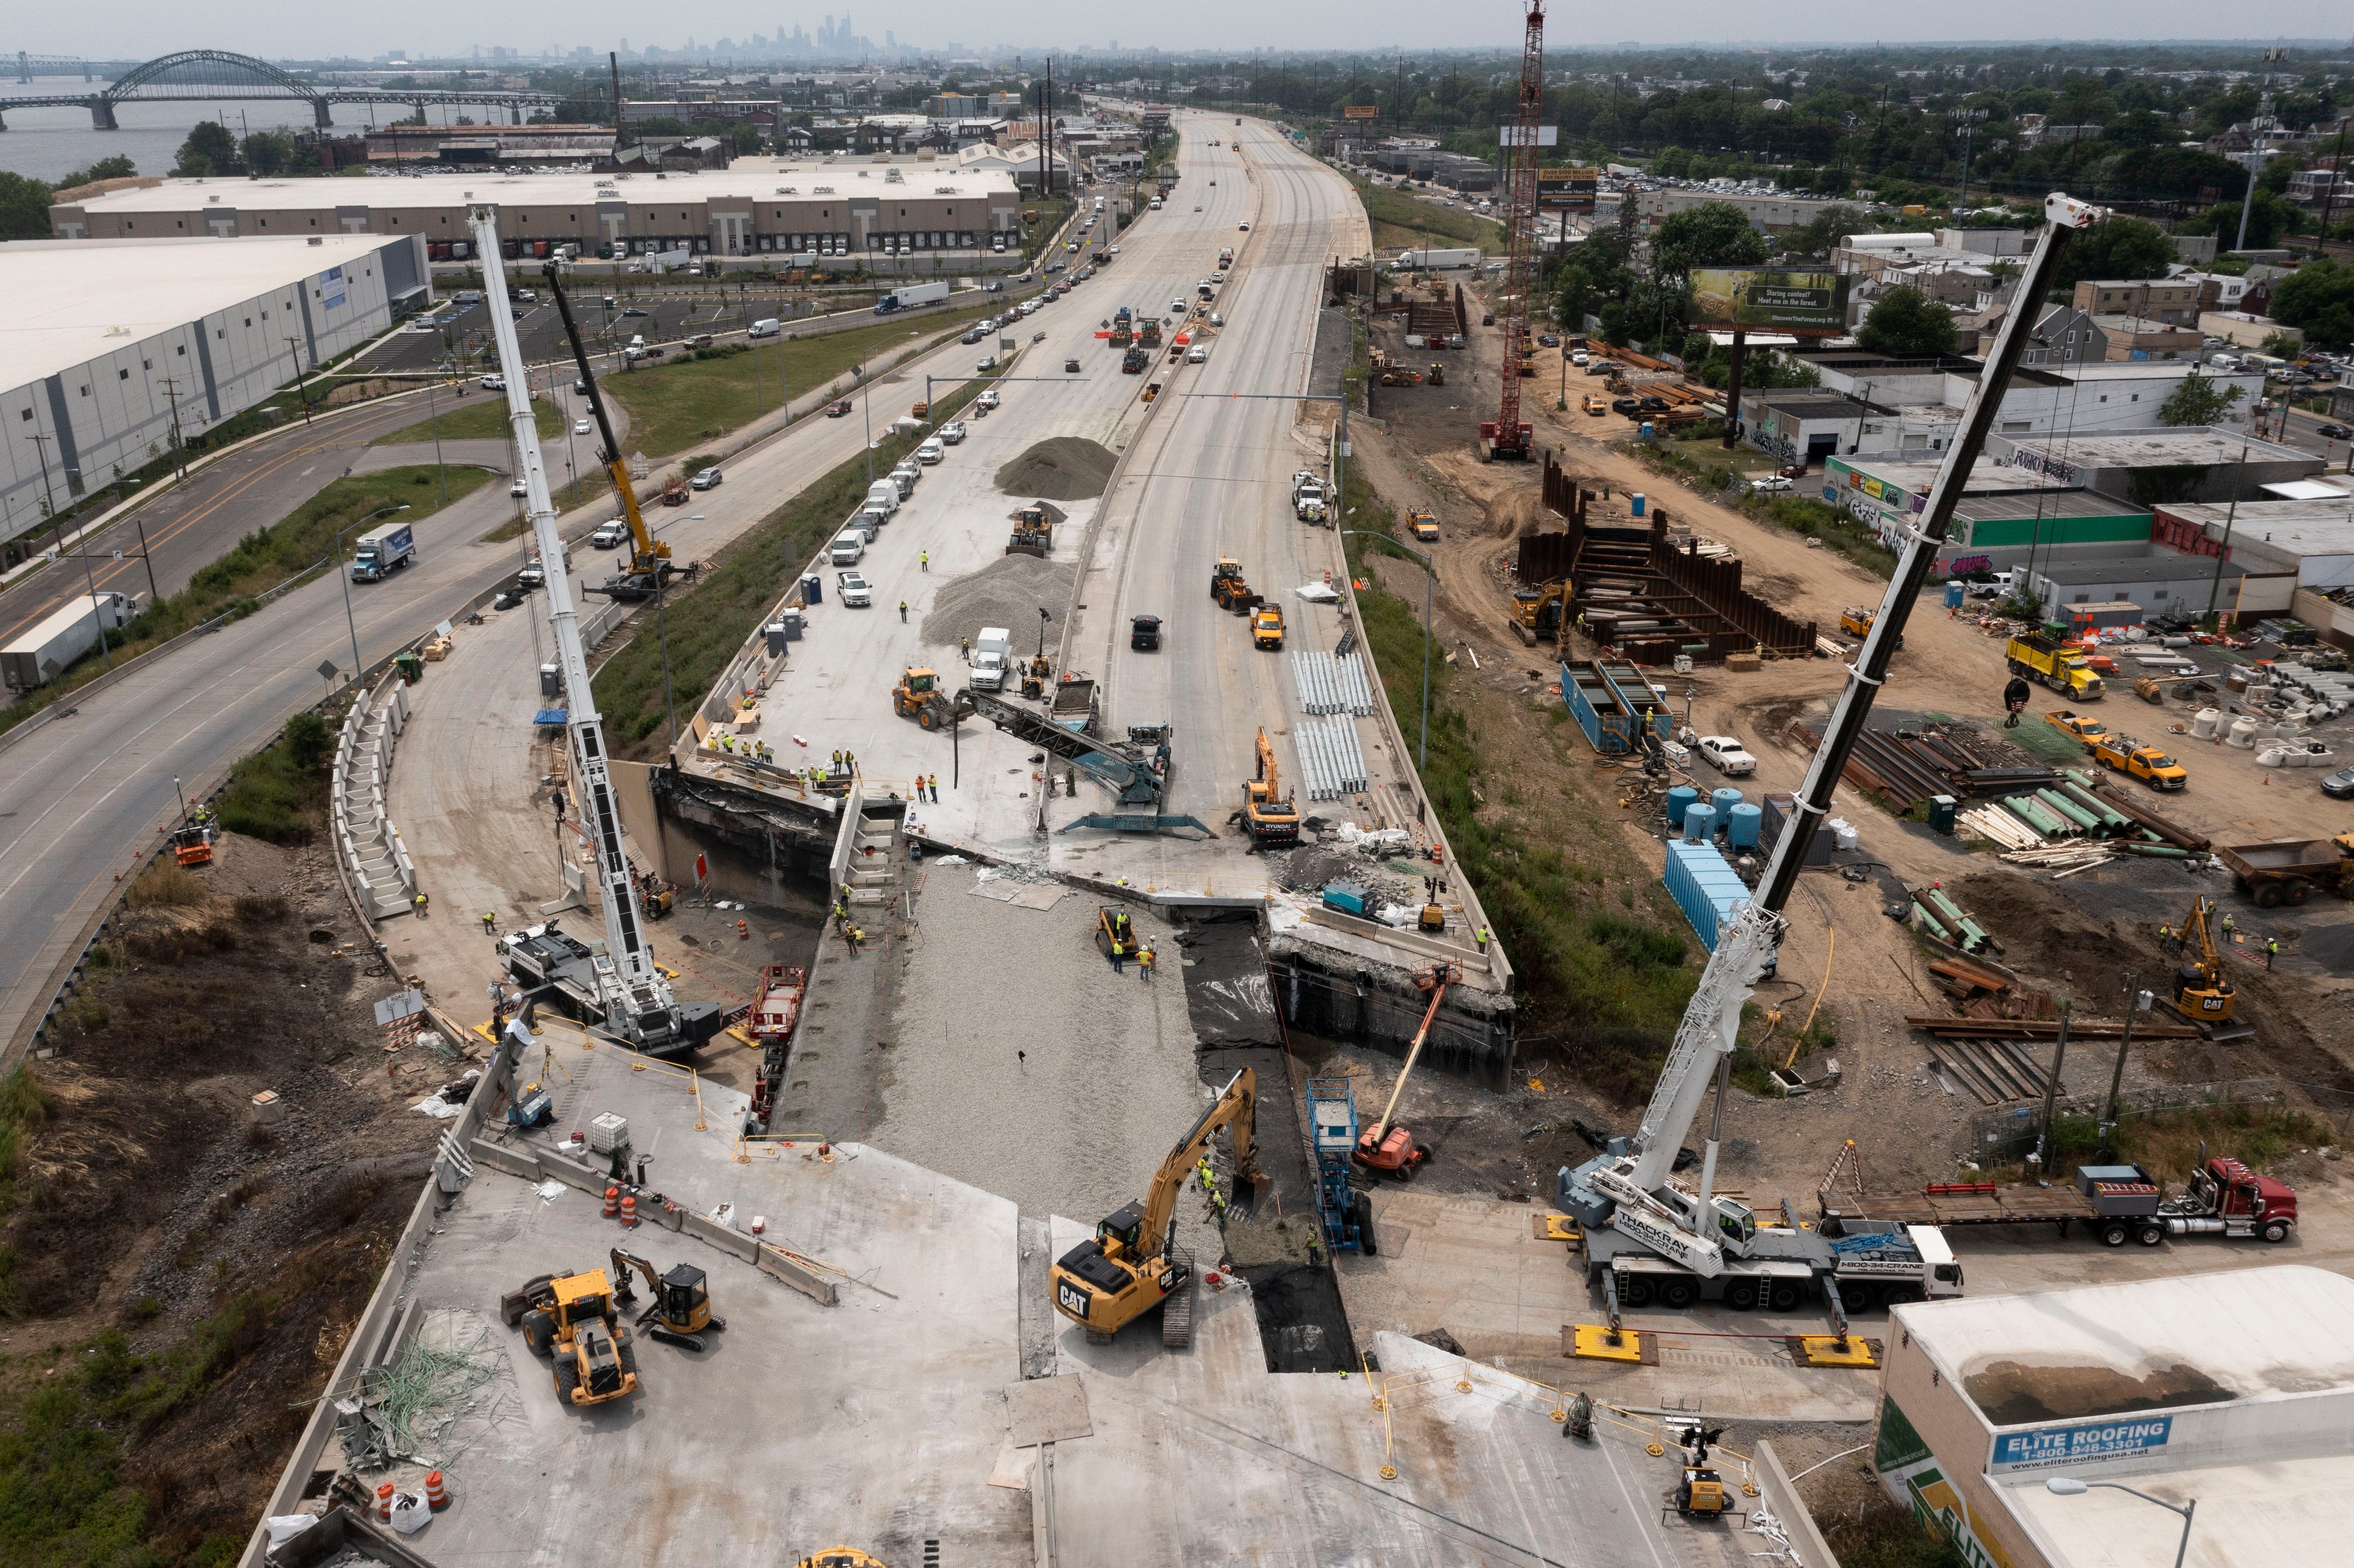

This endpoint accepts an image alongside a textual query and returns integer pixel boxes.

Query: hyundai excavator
[1240,728,1300,848]
[1554,194,2108,1338]
[1051,1068,1266,1347]
[544,267,677,602]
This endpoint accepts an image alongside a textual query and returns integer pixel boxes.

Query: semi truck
[350,522,416,583]
[1394,247,1481,270]
[874,281,951,314]
[1,591,138,692]
[1819,1156,2297,1248]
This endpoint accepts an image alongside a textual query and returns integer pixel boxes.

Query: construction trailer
[1554,193,2108,1335]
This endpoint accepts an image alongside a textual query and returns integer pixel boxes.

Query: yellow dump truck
[2007,634,2104,699]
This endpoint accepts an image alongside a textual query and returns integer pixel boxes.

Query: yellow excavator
[2166,896,2244,1034]
[610,1248,726,1352]
[1510,579,1568,643]
[1241,728,1301,849]
[546,265,677,601]
[501,1268,640,1407]
[1050,1068,1266,1346]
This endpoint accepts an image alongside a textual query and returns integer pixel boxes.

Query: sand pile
[919,553,1075,651]
[995,436,1117,500]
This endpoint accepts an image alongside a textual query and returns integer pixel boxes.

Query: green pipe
[2117,842,2196,859]
[2037,788,2101,831]
[2004,796,2069,837]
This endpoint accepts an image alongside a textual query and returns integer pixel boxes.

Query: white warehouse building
[0,234,427,559]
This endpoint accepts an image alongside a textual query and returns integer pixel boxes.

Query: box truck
[2,591,138,692]
[970,626,1014,691]
[350,522,417,583]
[875,281,951,314]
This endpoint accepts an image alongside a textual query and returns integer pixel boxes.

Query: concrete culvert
[994,436,1117,500]
[919,554,1076,652]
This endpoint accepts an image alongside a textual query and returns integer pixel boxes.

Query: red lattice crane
[1481,0,1545,462]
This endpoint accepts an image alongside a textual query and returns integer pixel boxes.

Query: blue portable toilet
[1666,785,1699,829]
[1631,491,1648,516]
[1944,580,1966,609]
[1727,802,1763,850]
[1683,803,1716,844]
[1710,788,1744,832]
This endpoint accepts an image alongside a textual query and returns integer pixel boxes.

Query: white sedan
[573,418,594,435]
[1694,736,1758,777]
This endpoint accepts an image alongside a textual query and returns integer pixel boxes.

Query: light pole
[1340,529,1432,770]
[2043,1477,2195,1568]
[334,503,408,691]
[859,353,875,488]
[425,377,450,506]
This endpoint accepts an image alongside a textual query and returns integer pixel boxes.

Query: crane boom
[1559,193,2107,1270]
[468,206,717,1057]
[543,268,668,578]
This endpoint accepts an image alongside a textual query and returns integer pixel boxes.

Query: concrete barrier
[332,672,420,919]
[1752,1440,1844,1568]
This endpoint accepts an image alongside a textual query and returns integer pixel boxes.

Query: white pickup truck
[1694,736,1757,777]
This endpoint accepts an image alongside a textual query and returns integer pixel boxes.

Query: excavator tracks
[1161,1246,1196,1349]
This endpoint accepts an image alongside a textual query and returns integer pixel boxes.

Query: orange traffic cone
[738,918,750,940]
[603,1184,620,1218]
[425,1472,451,1511]
[377,1483,395,1522]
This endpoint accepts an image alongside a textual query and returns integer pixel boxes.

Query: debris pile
[918,554,1076,652]
[993,436,1117,499]
[333,1319,514,1474]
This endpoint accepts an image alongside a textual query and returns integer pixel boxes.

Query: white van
[830,531,865,565]
[916,437,945,464]
[749,318,782,338]
[864,480,900,518]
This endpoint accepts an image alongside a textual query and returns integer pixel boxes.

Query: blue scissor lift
[1307,1078,1377,1255]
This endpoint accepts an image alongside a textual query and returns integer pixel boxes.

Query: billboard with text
[1689,268,1850,337]
[1343,105,1380,120]
[1537,167,1598,212]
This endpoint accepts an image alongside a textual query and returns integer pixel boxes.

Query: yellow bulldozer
[892,667,960,731]
[1049,1068,1266,1346]
[502,1268,640,1407]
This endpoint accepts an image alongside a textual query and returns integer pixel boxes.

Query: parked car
[1749,475,1793,493]
[1066,356,1082,373]
[826,399,854,417]
[1638,395,1670,413]
[690,467,722,491]
[621,306,649,318]
[2318,423,2354,441]
[835,571,873,607]
[1210,313,1225,327]
[977,388,1001,410]
[573,418,594,435]
[1586,361,1614,376]
[1188,346,1207,363]
[940,420,968,444]
[1778,464,1807,479]
[1538,334,1560,347]
[2322,765,2354,801]
[1611,396,1640,414]
[509,480,528,499]
[978,354,999,372]
[961,328,988,345]
[1694,736,1758,776]
[481,374,507,391]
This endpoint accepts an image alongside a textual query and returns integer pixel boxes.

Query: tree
[1856,286,1957,356]
[2187,186,2301,252]
[282,711,333,773]
[1649,201,1768,289]
[57,155,135,189]
[0,171,53,240]
[2052,215,2174,290]
[2156,371,2247,427]
[2267,257,2354,351]
[174,121,241,177]
[1783,202,1870,258]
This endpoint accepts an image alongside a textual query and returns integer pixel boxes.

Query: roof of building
[2006,427,2316,467]
[1755,392,1892,419]
[2155,499,2354,558]
[2034,552,2240,584]
[2085,314,2201,335]
[1842,455,2083,495]
[2005,1451,2354,1568]
[56,161,1020,216]
[0,234,397,392]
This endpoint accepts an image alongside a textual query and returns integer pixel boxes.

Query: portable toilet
[1666,784,1699,829]
[1683,803,1716,844]
[1631,493,1648,516]
[1726,802,1763,850]
[1928,794,1958,836]
[1943,580,1966,609]
[1710,788,1744,831]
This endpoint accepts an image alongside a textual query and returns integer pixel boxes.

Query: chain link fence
[1968,1077,2301,1166]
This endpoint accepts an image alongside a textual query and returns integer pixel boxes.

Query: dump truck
[2090,734,2186,790]
[2213,835,2354,906]
[2006,633,2103,699]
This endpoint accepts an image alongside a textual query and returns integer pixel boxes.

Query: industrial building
[1819,454,2155,572]
[0,233,427,559]
[1991,427,2325,506]
[2152,493,2354,640]
[2023,547,2254,620]
[1876,1266,2354,1568]
[49,161,1024,264]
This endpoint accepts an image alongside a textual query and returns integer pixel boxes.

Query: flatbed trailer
[1821,1182,2097,1234]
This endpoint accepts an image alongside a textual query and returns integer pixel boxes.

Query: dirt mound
[995,436,1117,500]
[919,552,1075,651]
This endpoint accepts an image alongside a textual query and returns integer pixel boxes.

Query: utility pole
[156,376,189,480]
[283,335,314,426]
[2101,971,2143,1158]
[2203,439,2252,625]
[2033,997,2072,1183]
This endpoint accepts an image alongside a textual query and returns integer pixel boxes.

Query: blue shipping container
[1663,839,1751,951]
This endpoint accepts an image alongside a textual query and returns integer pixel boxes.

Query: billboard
[1499,125,1559,147]
[1688,268,1850,337]
[1537,166,1598,212]
[1990,1416,2174,1474]
[1343,105,1380,121]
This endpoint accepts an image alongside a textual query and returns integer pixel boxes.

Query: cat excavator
[2165,896,2249,1038]
[610,1248,726,1351]
[1240,728,1301,848]
[1050,1068,1266,1347]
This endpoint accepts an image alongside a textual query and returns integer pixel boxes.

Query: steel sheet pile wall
[1663,837,1750,951]
[1290,650,1376,716]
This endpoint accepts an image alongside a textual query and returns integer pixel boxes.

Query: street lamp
[333,503,409,692]
[1340,529,1432,771]
[2042,1476,2195,1568]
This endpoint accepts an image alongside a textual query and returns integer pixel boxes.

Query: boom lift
[470,207,723,1059]
[1353,963,1458,1181]
[1556,193,2107,1328]
[1050,1068,1266,1346]
[544,266,675,601]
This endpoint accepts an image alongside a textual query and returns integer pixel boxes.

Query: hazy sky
[12,8,2353,61]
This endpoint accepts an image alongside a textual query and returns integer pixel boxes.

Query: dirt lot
[5,838,471,1561]
[1345,292,2354,1217]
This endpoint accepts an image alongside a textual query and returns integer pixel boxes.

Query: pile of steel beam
[1790,722,2059,811]
[1295,716,1370,801]
[1290,650,1376,716]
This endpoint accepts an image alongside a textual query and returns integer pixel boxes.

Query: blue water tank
[1944,580,1966,608]
[1683,803,1716,844]
[1710,788,1744,831]
[1727,802,1763,850]
[1666,785,1699,828]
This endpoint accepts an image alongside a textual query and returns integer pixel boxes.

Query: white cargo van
[830,531,866,565]
[970,626,1015,691]
[864,480,900,518]
[917,437,945,464]
[749,318,782,338]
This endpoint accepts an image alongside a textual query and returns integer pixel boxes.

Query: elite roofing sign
[1689,268,1849,336]
[1989,1416,2173,1473]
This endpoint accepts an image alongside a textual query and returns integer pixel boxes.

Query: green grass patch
[378,392,562,446]
[2029,1102,2333,1187]
[1338,465,1697,1101]
[593,378,987,757]
[1823,1496,1971,1568]
[1344,173,1509,257]
[604,308,997,459]
[212,711,334,845]
[0,466,492,741]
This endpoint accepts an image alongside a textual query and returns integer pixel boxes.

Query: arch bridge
[0,48,564,131]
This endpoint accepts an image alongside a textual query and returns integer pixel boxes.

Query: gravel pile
[918,553,1075,651]
[994,436,1117,500]
[1271,844,1416,907]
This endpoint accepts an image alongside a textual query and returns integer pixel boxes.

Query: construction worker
[2158,923,2173,948]
[929,774,941,803]
[1139,942,1155,982]
[845,925,865,954]
[961,635,971,663]
[412,891,430,918]
[899,600,909,622]
[920,550,930,573]
[722,732,735,754]
[2220,913,2235,940]
[2266,939,2278,971]
[832,748,843,768]
[1476,925,1491,953]
[482,911,498,936]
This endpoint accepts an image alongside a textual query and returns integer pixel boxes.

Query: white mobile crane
[1557,193,2108,1329]
[468,206,722,1059]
